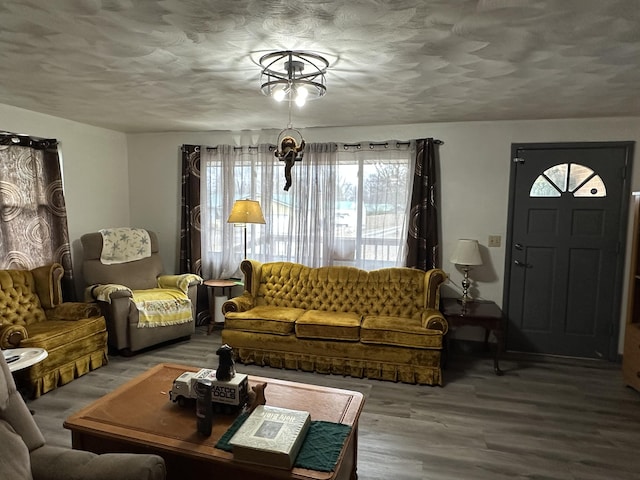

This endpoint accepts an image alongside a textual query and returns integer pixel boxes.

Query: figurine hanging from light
[275,131,305,191]
[260,51,329,191]
[274,86,306,191]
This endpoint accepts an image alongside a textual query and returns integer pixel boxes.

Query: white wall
[1,103,130,296]
[127,117,640,351]
[2,103,638,351]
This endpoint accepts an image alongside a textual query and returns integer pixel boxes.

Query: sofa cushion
[20,318,106,351]
[295,310,361,341]
[360,315,443,349]
[225,306,303,335]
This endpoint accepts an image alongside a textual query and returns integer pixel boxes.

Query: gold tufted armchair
[0,264,108,398]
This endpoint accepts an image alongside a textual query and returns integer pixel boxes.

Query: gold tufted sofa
[222,260,448,385]
[0,264,108,397]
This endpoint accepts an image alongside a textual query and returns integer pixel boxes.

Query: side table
[2,347,48,373]
[440,297,505,375]
[204,279,241,334]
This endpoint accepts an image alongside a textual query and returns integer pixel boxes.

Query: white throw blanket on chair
[99,228,152,264]
[133,289,193,328]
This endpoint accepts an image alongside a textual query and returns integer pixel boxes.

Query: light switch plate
[488,235,501,247]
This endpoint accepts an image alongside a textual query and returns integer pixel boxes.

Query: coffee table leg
[351,425,359,480]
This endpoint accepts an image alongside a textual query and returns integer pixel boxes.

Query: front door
[504,142,634,360]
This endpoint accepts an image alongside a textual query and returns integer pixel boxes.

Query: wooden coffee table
[63,363,365,480]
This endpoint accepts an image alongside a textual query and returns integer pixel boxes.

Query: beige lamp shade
[227,200,266,225]
[449,239,483,266]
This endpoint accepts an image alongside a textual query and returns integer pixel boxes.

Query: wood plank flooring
[26,327,640,480]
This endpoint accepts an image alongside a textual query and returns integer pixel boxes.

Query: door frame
[502,141,634,360]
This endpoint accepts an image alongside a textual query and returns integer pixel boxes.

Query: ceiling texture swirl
[0,0,638,133]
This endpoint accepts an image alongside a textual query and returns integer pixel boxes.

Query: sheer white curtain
[201,140,413,277]
[337,142,414,269]
[267,142,339,266]
[201,144,268,279]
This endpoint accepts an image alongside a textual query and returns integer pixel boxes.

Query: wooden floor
[27,327,640,480]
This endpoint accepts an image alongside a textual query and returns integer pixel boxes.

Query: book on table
[229,405,311,469]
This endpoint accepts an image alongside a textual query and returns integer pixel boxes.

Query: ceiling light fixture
[259,50,329,106]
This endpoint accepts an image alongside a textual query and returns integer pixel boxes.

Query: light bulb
[296,86,308,100]
[295,86,307,107]
[273,88,286,102]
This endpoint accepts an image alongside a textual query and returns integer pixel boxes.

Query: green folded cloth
[216,412,351,472]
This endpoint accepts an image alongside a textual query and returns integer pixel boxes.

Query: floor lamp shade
[227,200,266,225]
[227,200,266,259]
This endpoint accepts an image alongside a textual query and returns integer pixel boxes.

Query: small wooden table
[440,297,505,375]
[64,363,364,480]
[204,279,239,334]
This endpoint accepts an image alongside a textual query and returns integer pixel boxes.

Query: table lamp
[227,200,266,258]
[449,239,483,305]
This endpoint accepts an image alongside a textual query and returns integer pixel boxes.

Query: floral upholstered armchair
[0,263,108,398]
[81,228,202,355]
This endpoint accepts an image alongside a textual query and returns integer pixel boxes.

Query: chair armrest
[0,323,28,348]
[46,302,102,321]
[222,292,255,314]
[31,263,64,309]
[157,274,203,294]
[422,308,449,335]
[30,445,166,480]
[87,284,133,303]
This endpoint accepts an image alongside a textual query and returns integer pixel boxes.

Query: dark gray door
[504,142,634,360]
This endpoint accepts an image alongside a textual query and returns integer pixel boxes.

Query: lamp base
[456,297,476,305]
[459,267,473,305]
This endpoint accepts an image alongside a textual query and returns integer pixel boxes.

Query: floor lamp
[227,200,266,259]
[449,239,483,305]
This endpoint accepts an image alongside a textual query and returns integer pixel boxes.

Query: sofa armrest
[31,263,64,309]
[424,268,447,310]
[87,284,133,303]
[0,323,28,348]
[422,308,449,335]
[222,292,255,314]
[157,274,203,294]
[30,445,166,480]
[46,302,102,321]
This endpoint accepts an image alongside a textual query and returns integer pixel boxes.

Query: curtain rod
[205,146,266,151]
[0,131,58,149]
[342,139,443,150]
[202,138,443,151]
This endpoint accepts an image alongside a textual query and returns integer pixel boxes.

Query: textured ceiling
[0,0,639,133]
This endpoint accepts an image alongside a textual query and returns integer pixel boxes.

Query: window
[200,142,412,278]
[530,163,606,198]
[333,150,411,270]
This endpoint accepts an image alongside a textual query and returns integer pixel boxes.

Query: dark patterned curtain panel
[180,144,202,275]
[0,133,75,299]
[179,145,208,324]
[406,138,442,270]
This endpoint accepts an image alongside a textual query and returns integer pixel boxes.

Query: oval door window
[530,163,606,198]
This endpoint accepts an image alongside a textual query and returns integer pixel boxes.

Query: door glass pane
[574,176,606,197]
[568,164,594,191]
[544,164,568,191]
[530,176,561,197]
